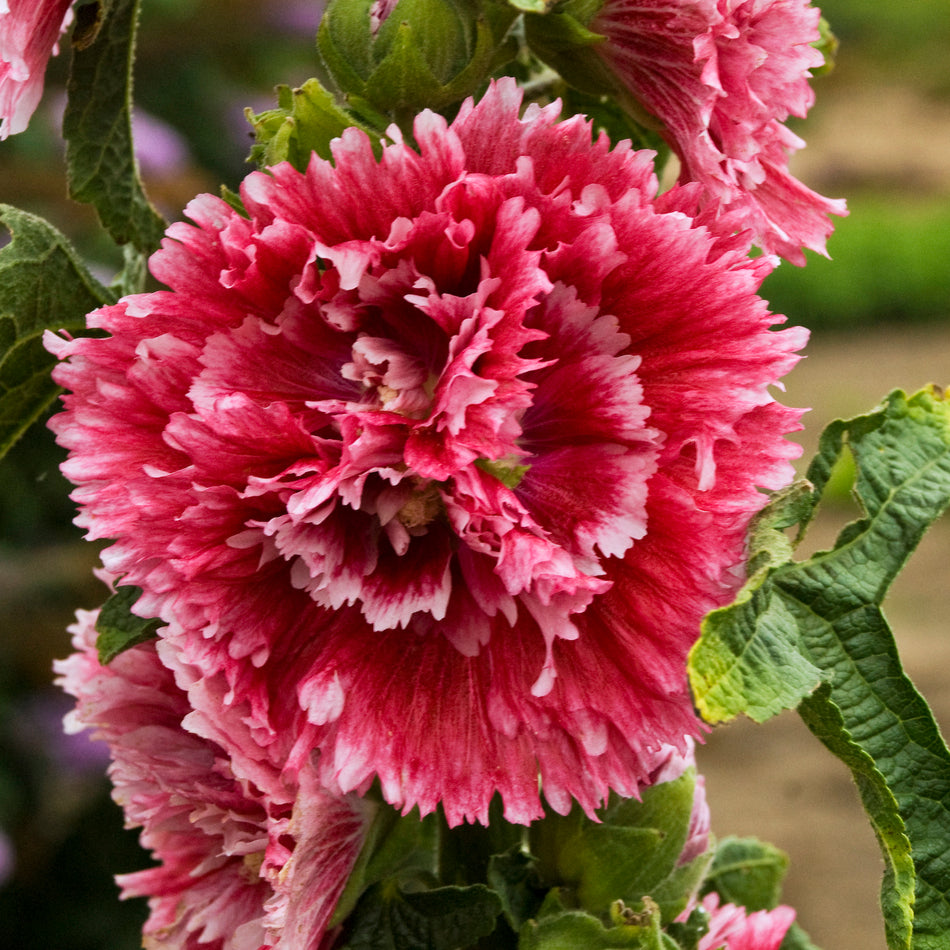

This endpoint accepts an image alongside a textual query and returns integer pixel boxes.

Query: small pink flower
[590,0,846,263]
[55,604,372,950]
[698,893,796,950]
[48,79,806,827]
[0,0,72,139]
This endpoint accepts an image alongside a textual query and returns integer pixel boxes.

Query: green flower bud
[317,0,516,120]
[812,16,839,77]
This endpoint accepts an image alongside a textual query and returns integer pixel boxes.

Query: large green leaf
[63,0,166,252]
[689,387,950,949]
[0,206,115,458]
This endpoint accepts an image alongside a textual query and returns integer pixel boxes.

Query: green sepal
[95,585,162,665]
[701,837,789,912]
[338,881,502,950]
[531,768,705,924]
[522,2,617,98]
[246,79,385,171]
[109,244,149,298]
[0,205,115,460]
[218,185,249,219]
[63,0,166,253]
[689,387,950,948]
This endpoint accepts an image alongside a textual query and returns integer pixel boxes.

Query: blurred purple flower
[268,0,326,34]
[0,830,13,886]
[132,108,191,178]
[12,689,110,775]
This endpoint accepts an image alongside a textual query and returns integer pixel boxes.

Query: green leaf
[95,585,162,664]
[689,387,950,949]
[63,0,166,252]
[688,480,823,725]
[340,882,501,950]
[531,769,706,925]
[701,837,789,912]
[71,0,117,50]
[330,801,440,928]
[488,846,545,932]
[0,206,115,459]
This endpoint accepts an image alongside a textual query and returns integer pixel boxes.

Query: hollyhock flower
[589,0,846,263]
[55,603,372,950]
[47,78,806,826]
[0,0,73,139]
[698,893,796,950]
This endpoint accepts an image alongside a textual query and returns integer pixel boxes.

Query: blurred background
[0,0,948,947]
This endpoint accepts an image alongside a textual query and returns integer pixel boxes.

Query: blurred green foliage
[762,195,950,331]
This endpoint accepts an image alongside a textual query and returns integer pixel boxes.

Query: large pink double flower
[48,79,805,826]
[591,0,846,263]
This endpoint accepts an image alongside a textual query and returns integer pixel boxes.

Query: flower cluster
[590,0,846,263]
[36,0,840,939]
[0,0,72,139]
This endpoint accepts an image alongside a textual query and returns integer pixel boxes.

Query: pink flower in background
[48,79,806,826]
[55,605,372,950]
[698,893,796,950]
[0,0,72,139]
[591,0,846,263]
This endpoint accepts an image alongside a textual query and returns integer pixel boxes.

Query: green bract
[528,769,712,937]
[246,79,386,171]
